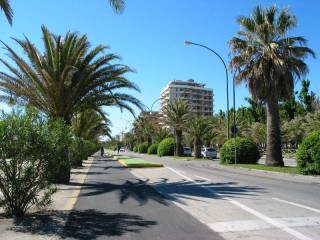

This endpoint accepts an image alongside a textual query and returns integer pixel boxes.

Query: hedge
[138,142,149,153]
[133,146,138,152]
[220,137,260,164]
[147,143,158,155]
[157,137,175,156]
[296,130,320,175]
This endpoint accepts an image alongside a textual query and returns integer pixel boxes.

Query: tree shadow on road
[8,209,156,239]
[66,179,169,206]
[149,178,267,204]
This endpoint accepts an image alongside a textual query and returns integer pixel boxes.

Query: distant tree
[163,99,190,156]
[230,6,315,166]
[299,79,316,113]
[186,115,210,158]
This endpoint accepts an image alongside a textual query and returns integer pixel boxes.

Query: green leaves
[0,0,13,25]
[0,26,142,126]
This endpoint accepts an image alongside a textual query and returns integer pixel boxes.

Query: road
[64,155,223,240]
[124,152,320,240]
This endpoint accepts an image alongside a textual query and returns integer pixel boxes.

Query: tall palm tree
[163,99,190,156]
[229,6,315,166]
[187,115,210,158]
[132,115,154,144]
[0,0,13,25]
[0,26,142,124]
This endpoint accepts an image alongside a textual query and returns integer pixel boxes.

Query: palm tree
[163,99,190,156]
[187,115,210,158]
[72,109,112,141]
[0,0,13,25]
[109,0,125,13]
[229,6,315,166]
[0,26,142,124]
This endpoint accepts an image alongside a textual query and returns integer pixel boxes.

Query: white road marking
[209,216,320,233]
[166,167,313,240]
[272,197,320,213]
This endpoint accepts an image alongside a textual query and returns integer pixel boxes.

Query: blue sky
[1,0,319,136]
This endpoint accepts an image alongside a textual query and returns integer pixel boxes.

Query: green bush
[138,142,149,153]
[69,138,100,167]
[157,137,175,156]
[0,111,56,217]
[147,143,158,155]
[133,146,138,152]
[296,130,320,175]
[220,137,260,164]
[47,119,73,184]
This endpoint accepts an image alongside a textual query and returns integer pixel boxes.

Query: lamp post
[184,40,230,139]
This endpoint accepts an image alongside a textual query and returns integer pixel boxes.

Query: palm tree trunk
[194,139,201,158]
[175,130,183,156]
[266,95,284,166]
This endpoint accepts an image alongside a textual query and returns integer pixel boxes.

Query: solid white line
[166,167,313,240]
[272,197,320,213]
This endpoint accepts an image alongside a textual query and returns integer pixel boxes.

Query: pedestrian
[100,146,104,157]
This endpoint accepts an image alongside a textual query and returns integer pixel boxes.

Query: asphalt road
[125,152,320,240]
[64,156,223,240]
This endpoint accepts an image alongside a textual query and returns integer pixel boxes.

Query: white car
[201,147,217,159]
[183,147,192,156]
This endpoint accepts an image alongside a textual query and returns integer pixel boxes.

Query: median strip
[117,156,163,168]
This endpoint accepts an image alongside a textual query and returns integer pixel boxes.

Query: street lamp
[184,40,230,139]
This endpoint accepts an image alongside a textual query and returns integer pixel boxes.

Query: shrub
[47,119,73,183]
[220,137,260,164]
[157,137,175,156]
[133,146,138,152]
[69,138,100,167]
[0,111,56,218]
[147,143,158,155]
[138,142,149,153]
[296,130,320,175]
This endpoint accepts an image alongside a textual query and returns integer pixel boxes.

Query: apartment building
[160,79,213,116]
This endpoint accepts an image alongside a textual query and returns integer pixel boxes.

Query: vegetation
[220,137,260,164]
[147,143,158,155]
[186,115,210,158]
[0,0,12,25]
[230,164,298,174]
[163,100,190,156]
[137,142,149,153]
[296,130,320,175]
[229,6,315,166]
[118,157,163,168]
[0,26,142,125]
[157,137,175,157]
[0,111,57,217]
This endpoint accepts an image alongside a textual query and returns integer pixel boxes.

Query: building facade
[160,79,213,116]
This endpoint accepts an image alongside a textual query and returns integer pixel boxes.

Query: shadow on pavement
[149,178,266,203]
[67,179,169,206]
[7,209,156,240]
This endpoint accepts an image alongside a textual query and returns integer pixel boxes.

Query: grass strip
[228,163,299,174]
[118,158,163,168]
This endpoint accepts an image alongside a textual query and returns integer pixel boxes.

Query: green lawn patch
[228,163,299,174]
[118,157,163,168]
[113,155,131,160]
[171,156,204,161]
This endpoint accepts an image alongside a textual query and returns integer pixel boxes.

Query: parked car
[119,147,126,152]
[201,147,217,159]
[183,147,192,156]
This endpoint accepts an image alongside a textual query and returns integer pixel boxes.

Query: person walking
[100,146,104,157]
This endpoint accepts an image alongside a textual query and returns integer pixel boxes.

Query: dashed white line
[166,167,313,240]
[272,197,320,213]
